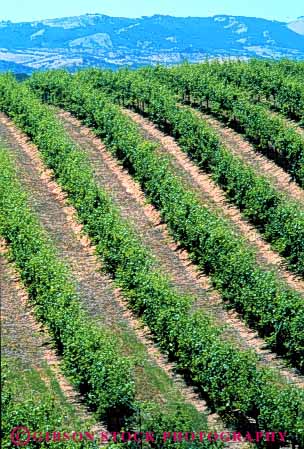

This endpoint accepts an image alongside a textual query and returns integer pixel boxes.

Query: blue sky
[1,0,303,23]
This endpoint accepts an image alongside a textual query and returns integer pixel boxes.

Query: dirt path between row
[0,241,107,437]
[192,110,304,206]
[55,110,304,389]
[124,108,304,294]
[0,114,221,430]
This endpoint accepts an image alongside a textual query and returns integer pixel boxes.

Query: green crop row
[173,60,304,125]
[24,70,304,368]
[70,68,304,276]
[1,74,303,444]
[135,64,304,187]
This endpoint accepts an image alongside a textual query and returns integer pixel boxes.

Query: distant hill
[1,13,304,72]
[0,60,33,74]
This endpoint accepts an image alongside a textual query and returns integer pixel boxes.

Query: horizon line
[0,12,301,25]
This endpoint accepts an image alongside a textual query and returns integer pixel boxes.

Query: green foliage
[25,70,304,367]
[191,59,304,124]
[0,74,304,444]
[0,123,215,448]
[0,147,135,425]
[75,67,304,276]
[143,62,304,186]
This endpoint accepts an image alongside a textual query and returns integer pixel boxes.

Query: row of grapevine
[137,64,304,186]
[176,60,304,124]
[68,68,304,276]
[23,71,304,369]
[0,146,217,449]
[0,74,303,442]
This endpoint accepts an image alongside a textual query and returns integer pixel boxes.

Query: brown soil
[54,110,304,389]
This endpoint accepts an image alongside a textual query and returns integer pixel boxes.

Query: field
[0,59,304,449]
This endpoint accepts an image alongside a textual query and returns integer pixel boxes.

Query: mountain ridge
[1,13,303,72]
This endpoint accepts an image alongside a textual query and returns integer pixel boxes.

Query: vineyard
[0,59,304,449]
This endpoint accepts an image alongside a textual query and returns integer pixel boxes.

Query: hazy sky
[1,0,303,23]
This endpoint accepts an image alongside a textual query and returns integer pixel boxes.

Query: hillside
[1,59,304,446]
[1,14,304,72]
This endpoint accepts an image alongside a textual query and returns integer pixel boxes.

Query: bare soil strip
[0,114,220,430]
[124,108,304,294]
[53,110,304,388]
[189,109,304,206]
[0,240,107,436]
